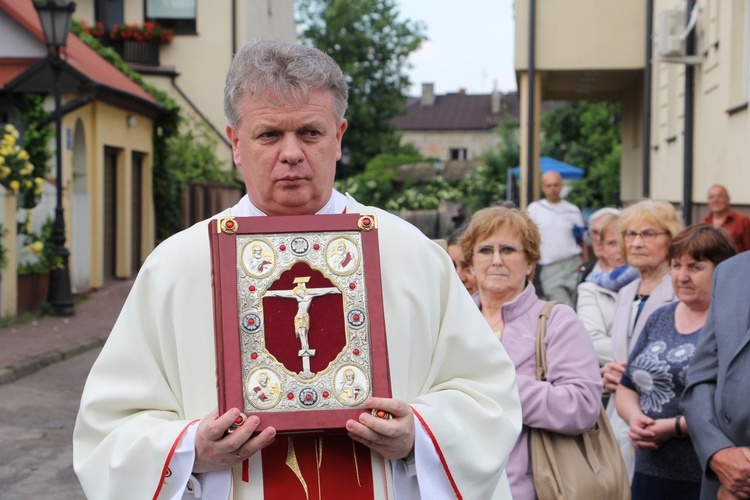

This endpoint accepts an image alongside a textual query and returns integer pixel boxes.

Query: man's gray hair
[224,38,349,128]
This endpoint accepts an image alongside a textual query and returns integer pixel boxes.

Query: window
[95,0,124,31]
[449,148,467,160]
[144,0,197,34]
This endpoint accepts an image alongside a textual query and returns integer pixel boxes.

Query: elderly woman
[577,215,629,366]
[615,225,736,499]
[447,225,478,296]
[602,199,684,476]
[461,206,602,499]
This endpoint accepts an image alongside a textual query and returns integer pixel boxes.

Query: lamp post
[34,0,76,316]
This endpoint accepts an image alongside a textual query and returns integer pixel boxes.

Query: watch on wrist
[401,446,415,465]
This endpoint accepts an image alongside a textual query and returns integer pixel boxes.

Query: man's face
[226,88,347,215]
[541,173,562,203]
[707,186,730,214]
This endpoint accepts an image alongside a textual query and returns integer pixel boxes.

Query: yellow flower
[26,241,43,257]
[23,179,32,190]
[34,177,45,194]
[0,167,8,179]
[9,180,19,192]
[21,163,34,175]
[3,134,15,147]
[4,124,19,138]
[0,156,4,166]
[17,150,29,161]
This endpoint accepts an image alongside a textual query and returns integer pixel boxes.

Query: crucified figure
[264,277,341,355]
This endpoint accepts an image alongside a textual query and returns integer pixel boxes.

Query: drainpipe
[526,0,537,206]
[232,0,237,56]
[683,0,695,224]
[642,0,653,199]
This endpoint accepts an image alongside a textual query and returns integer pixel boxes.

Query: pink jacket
[477,284,602,499]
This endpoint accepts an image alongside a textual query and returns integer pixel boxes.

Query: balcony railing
[104,40,160,66]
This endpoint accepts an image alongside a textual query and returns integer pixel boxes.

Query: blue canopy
[511,157,585,180]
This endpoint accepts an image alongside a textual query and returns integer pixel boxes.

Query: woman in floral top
[615,224,736,499]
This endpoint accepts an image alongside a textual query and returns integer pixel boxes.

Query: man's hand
[193,408,276,473]
[601,361,626,394]
[710,448,750,499]
[346,397,415,460]
[719,485,744,500]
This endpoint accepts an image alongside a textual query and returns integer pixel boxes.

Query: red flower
[109,21,173,44]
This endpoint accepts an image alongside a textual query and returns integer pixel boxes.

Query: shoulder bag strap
[535,301,562,382]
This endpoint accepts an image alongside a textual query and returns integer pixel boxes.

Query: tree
[460,118,519,212]
[541,101,621,208]
[298,0,426,175]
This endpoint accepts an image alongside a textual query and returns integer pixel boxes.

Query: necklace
[488,315,504,332]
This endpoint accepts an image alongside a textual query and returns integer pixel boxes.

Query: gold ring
[228,412,247,433]
[371,409,392,420]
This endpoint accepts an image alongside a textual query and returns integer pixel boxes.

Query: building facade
[514,0,750,222]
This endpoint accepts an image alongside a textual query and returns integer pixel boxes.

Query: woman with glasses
[460,206,602,499]
[602,199,684,478]
[615,225,736,499]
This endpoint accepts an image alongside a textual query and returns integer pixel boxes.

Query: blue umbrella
[510,157,585,180]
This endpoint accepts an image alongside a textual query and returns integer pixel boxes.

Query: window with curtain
[144,0,197,34]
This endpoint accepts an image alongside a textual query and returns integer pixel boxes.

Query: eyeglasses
[473,245,523,261]
[622,230,667,243]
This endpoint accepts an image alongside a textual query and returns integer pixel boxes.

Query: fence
[181,181,243,229]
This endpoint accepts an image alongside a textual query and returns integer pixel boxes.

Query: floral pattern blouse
[620,302,702,482]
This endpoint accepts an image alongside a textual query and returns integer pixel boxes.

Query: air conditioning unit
[657,7,686,58]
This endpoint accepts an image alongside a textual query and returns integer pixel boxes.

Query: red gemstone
[353,314,360,321]
[305,394,312,401]
[249,285,256,292]
[251,353,258,359]
[226,220,235,228]
[287,393,294,400]
[363,218,371,226]
[349,283,356,290]
[353,349,360,355]
[313,244,320,250]
[235,416,244,425]
[323,391,330,398]
[279,245,286,251]
[248,318,254,325]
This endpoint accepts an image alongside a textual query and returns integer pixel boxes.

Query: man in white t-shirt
[527,171,587,306]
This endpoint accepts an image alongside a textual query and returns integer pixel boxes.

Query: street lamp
[34,0,76,316]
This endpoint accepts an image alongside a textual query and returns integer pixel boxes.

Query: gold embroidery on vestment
[352,439,362,487]
[285,438,309,500]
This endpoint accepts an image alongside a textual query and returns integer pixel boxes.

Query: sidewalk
[0,278,133,385]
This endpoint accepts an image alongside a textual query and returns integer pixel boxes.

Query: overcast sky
[396,0,518,97]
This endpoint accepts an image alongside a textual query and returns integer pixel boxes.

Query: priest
[73,38,522,499]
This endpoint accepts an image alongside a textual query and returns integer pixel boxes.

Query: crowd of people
[447,184,749,499]
[71,37,750,499]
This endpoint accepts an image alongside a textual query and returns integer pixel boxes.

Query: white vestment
[73,192,522,499]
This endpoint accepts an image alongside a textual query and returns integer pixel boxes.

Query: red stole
[260,435,375,499]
